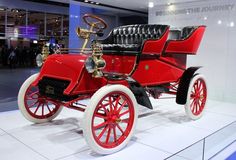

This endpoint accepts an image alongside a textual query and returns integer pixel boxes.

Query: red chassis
[18,14,207,154]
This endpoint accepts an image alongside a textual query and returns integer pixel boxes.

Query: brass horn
[76,27,91,39]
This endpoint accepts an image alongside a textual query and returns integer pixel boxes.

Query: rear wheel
[83,85,138,154]
[185,74,207,120]
[18,73,62,123]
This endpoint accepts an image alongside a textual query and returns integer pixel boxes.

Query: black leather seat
[99,24,169,54]
[181,26,197,39]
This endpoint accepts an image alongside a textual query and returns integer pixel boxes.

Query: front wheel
[83,85,138,154]
[185,74,207,120]
[18,73,63,123]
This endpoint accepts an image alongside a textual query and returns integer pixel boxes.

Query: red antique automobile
[18,14,207,154]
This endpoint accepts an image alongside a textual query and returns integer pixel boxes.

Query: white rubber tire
[18,73,63,123]
[185,74,207,120]
[83,85,138,155]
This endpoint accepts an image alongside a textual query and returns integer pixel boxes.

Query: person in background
[0,44,2,66]
[2,45,8,66]
[8,46,17,69]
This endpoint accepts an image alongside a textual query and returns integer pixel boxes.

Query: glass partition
[6,8,26,38]
[166,121,236,160]
[46,13,62,37]
[28,11,45,37]
[0,8,5,37]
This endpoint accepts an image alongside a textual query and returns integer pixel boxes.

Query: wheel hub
[108,114,121,124]
[38,98,46,103]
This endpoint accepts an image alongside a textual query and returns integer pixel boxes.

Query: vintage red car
[18,14,207,154]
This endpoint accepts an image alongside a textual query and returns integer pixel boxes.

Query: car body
[18,14,207,155]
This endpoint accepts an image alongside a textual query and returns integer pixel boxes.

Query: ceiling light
[90,1,94,4]
[0,8,5,11]
[217,20,222,25]
[204,16,207,20]
[230,21,234,27]
[167,3,172,6]
[96,2,99,5]
[84,0,89,2]
[148,2,154,8]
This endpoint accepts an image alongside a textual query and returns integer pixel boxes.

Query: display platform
[0,97,235,160]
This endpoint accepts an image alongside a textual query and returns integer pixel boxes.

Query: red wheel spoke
[119,110,129,117]
[42,104,44,116]
[34,103,41,114]
[46,99,59,106]
[99,105,109,115]
[94,121,108,130]
[192,100,197,113]
[28,91,39,98]
[94,113,107,120]
[109,96,113,112]
[191,90,195,95]
[101,102,110,108]
[121,118,130,123]
[116,124,124,134]
[105,127,111,144]
[46,104,51,112]
[28,101,39,108]
[199,87,204,94]
[97,126,108,140]
[117,100,127,114]
[114,96,121,111]
[113,126,117,142]
[197,101,201,111]
[193,83,198,93]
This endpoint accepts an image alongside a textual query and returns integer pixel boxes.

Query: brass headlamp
[85,41,106,78]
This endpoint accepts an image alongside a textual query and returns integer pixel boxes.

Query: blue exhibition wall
[69,1,119,50]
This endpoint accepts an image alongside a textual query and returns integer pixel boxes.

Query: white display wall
[149,0,236,103]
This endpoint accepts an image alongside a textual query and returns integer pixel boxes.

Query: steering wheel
[83,14,107,30]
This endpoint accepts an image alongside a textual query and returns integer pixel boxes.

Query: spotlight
[204,16,207,20]
[217,20,222,25]
[90,1,94,4]
[84,0,89,2]
[96,2,99,5]
[230,21,234,27]
[148,2,154,8]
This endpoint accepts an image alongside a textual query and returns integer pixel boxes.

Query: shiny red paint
[71,69,107,95]
[142,27,170,55]
[160,54,187,70]
[33,54,88,95]
[102,54,136,75]
[164,26,206,54]
[132,59,184,86]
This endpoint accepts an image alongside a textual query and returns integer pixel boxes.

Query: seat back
[112,24,169,45]
[168,29,181,40]
[181,26,197,39]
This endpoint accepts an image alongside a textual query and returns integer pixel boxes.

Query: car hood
[33,54,89,95]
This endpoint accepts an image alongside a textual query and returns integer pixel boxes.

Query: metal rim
[189,78,207,116]
[91,91,135,149]
[24,84,61,119]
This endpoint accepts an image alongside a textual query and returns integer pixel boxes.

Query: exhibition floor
[0,97,235,160]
